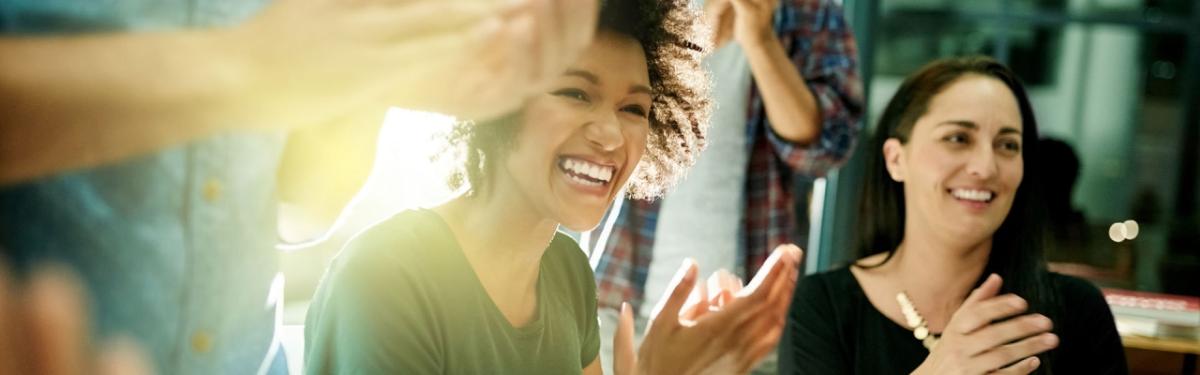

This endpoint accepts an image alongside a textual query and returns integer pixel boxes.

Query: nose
[584,109,625,152]
[965,143,999,180]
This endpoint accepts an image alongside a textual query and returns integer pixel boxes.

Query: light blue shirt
[0,1,288,373]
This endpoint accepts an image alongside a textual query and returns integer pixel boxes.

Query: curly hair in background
[443,0,711,200]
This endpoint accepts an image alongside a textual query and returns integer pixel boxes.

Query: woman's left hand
[614,244,802,375]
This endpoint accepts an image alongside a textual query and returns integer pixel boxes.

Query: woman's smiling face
[494,30,652,231]
[884,74,1025,246]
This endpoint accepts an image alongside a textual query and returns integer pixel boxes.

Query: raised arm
[0,0,598,185]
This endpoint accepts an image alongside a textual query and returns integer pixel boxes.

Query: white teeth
[951,189,993,202]
[569,174,602,186]
[560,157,615,183]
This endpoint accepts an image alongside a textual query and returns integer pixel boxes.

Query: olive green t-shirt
[304,209,601,374]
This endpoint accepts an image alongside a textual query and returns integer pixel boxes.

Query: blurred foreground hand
[0,263,152,375]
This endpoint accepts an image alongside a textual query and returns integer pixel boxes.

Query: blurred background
[278,0,1200,373]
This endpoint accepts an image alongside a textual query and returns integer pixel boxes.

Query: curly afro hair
[444,0,711,200]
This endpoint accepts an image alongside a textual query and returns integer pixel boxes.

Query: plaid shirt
[589,0,864,313]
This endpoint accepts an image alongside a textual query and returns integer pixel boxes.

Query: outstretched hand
[614,244,802,375]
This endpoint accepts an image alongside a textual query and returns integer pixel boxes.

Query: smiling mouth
[948,188,996,204]
[557,156,616,189]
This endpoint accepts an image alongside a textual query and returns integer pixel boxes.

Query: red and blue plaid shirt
[588,0,864,313]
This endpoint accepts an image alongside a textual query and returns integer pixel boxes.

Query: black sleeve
[779,273,850,375]
[1053,275,1129,374]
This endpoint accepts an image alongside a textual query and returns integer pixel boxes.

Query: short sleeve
[568,235,602,367]
[581,279,601,367]
[779,273,849,374]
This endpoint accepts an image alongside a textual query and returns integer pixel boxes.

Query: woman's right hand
[614,244,803,375]
[912,274,1059,375]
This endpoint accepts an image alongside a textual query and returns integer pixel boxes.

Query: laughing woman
[303,0,802,373]
[780,56,1127,375]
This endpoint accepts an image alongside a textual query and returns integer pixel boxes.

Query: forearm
[0,30,260,184]
[741,33,821,145]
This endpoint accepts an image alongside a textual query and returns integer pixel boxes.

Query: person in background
[0,0,597,373]
[588,0,862,371]
[303,0,803,372]
[781,56,1127,374]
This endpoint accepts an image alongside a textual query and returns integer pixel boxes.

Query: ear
[882,138,906,182]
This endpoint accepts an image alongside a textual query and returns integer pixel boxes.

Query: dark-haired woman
[302,0,802,373]
[780,56,1127,375]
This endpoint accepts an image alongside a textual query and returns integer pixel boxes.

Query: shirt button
[191,331,213,354]
[202,179,223,202]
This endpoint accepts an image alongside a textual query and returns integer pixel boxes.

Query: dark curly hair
[443,0,711,200]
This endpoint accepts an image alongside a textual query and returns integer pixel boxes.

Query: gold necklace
[896,291,941,350]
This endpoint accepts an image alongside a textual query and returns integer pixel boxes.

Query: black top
[780,267,1128,374]
[304,209,601,374]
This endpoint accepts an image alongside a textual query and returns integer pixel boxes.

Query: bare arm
[0,0,598,186]
[0,31,256,185]
[741,31,822,144]
[584,358,602,375]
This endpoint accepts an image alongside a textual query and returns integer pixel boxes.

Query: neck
[887,229,992,326]
[435,186,559,291]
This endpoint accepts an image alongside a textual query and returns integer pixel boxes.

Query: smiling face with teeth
[882,74,1025,246]
[491,31,652,231]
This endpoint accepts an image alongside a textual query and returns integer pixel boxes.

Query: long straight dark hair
[856,56,1057,373]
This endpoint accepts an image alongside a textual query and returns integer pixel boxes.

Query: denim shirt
[0,1,288,373]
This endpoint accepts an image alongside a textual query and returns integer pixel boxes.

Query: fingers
[701,245,799,330]
[560,0,598,70]
[614,303,637,375]
[0,261,18,375]
[990,356,1041,375]
[24,266,89,375]
[964,273,1003,304]
[953,294,1029,336]
[681,278,709,322]
[950,274,1007,334]
[96,337,153,375]
[741,244,799,297]
[648,259,698,330]
[975,333,1057,373]
[966,313,1052,356]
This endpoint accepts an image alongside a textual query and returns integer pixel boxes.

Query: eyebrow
[937,120,1022,135]
[564,69,653,96]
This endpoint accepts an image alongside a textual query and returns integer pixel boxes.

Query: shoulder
[793,266,860,313]
[336,209,454,269]
[1048,272,1108,308]
[543,232,595,294]
[318,209,459,300]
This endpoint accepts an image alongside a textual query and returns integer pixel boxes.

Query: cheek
[908,146,954,188]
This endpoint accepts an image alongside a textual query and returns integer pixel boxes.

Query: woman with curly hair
[302,0,802,373]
